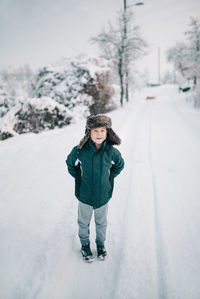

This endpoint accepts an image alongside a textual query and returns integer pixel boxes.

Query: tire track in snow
[110,103,148,299]
[148,114,167,299]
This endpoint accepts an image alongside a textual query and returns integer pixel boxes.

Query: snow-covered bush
[0,56,116,141]
[31,56,114,114]
[0,80,15,117]
[0,97,73,140]
[31,61,90,109]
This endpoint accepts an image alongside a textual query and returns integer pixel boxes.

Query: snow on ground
[0,85,200,299]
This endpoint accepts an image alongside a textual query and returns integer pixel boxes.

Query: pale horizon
[1,0,200,82]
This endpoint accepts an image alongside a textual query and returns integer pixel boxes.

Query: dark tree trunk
[125,70,129,102]
[118,58,124,106]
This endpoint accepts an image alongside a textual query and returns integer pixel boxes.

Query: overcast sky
[1,0,200,82]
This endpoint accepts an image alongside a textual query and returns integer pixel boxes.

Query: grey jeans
[78,201,109,247]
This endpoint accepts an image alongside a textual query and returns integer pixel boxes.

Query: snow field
[0,85,200,299]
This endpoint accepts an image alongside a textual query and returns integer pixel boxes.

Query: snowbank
[0,97,73,140]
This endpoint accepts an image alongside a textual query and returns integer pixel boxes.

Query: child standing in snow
[66,114,124,262]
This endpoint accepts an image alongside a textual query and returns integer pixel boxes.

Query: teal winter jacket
[66,138,124,209]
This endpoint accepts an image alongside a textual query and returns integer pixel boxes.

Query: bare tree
[184,17,200,86]
[91,10,147,106]
[166,42,189,77]
[167,17,200,107]
[122,10,147,102]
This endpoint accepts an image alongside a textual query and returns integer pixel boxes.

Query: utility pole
[123,1,144,103]
[123,0,129,103]
[124,0,127,10]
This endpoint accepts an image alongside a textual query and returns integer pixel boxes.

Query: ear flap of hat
[78,131,90,149]
[78,122,121,149]
[106,128,121,145]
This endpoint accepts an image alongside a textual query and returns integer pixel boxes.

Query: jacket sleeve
[111,148,124,178]
[66,146,79,178]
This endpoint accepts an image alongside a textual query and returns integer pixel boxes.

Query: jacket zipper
[91,151,95,207]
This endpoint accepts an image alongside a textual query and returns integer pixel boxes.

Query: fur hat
[78,114,121,149]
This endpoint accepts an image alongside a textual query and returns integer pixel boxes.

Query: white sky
[0,0,200,82]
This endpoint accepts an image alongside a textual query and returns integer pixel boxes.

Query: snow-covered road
[0,85,200,299]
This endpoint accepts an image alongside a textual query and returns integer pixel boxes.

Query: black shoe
[97,245,107,260]
[81,243,95,263]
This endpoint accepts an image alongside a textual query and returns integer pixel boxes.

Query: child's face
[90,127,107,146]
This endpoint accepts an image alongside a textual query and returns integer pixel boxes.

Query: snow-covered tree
[166,17,200,107]
[31,61,91,109]
[184,17,200,87]
[1,64,33,102]
[185,17,200,62]
[167,17,200,82]
[31,56,114,114]
[166,42,189,77]
[0,79,15,117]
[0,56,117,140]
[121,10,148,102]
[91,9,147,106]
